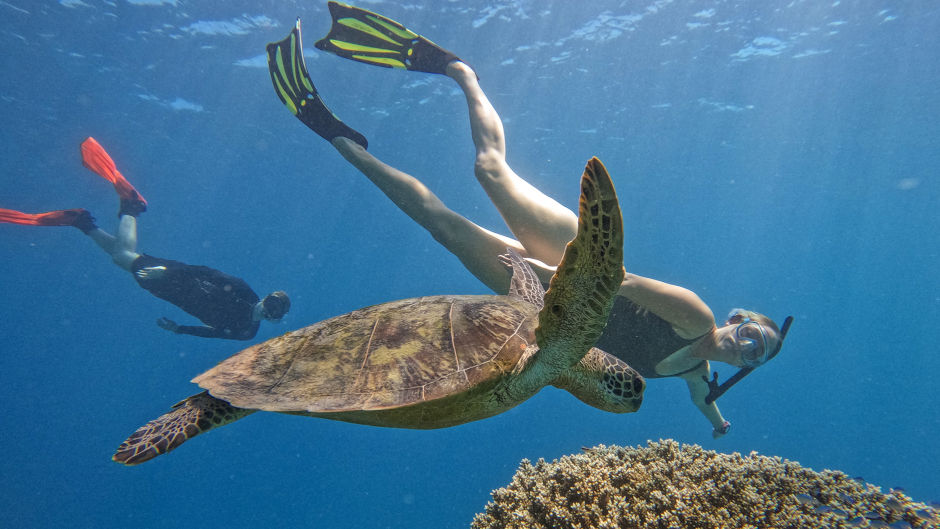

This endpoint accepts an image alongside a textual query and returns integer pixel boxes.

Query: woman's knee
[423,208,464,247]
[474,151,510,185]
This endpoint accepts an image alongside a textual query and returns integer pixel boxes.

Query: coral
[472,439,939,529]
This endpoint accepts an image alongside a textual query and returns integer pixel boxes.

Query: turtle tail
[113,391,255,466]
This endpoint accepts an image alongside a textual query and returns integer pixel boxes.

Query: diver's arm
[679,361,731,437]
[173,324,226,339]
[617,273,715,338]
[157,316,222,338]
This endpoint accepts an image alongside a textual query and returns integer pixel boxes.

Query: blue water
[1,1,938,527]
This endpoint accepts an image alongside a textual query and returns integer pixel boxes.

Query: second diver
[0,138,290,340]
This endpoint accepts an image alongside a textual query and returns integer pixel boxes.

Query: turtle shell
[193,294,537,422]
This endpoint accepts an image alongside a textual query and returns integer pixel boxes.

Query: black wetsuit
[131,254,260,340]
[595,297,703,378]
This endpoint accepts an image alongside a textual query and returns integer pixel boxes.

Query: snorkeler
[266,2,792,436]
[0,137,290,340]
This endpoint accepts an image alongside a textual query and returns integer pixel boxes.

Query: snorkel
[704,315,793,405]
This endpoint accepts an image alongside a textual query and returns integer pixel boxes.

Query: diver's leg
[334,137,522,294]
[446,61,578,267]
[86,228,117,254]
[79,217,137,271]
[79,137,145,270]
[107,214,140,271]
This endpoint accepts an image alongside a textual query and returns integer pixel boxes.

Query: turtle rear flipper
[112,391,254,466]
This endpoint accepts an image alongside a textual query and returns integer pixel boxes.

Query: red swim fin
[0,208,96,231]
[80,137,148,209]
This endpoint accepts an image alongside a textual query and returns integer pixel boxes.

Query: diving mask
[734,318,771,368]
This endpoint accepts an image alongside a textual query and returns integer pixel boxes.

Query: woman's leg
[334,137,523,294]
[446,61,578,267]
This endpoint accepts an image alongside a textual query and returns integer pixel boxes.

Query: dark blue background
[1,1,937,527]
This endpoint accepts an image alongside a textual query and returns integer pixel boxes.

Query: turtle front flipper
[535,157,625,373]
[113,391,255,466]
[553,348,645,413]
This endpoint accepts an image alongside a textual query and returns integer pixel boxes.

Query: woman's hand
[712,420,731,439]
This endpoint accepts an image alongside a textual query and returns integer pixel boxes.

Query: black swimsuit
[131,254,260,340]
[595,297,704,378]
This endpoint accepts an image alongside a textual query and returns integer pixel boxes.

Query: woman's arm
[618,273,715,338]
[515,263,714,338]
[679,361,731,437]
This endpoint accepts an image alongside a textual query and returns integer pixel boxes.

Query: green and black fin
[266,18,368,149]
[314,1,460,75]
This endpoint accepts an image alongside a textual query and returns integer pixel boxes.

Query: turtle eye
[551,304,565,316]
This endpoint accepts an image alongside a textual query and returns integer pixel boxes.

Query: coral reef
[472,439,939,529]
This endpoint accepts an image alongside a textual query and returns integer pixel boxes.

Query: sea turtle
[113,157,645,465]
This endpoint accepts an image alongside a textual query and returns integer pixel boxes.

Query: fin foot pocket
[118,198,146,218]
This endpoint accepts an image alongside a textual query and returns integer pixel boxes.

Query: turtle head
[553,348,644,413]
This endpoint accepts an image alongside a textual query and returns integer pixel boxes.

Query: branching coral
[472,439,939,529]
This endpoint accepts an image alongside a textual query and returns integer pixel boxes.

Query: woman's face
[709,318,776,367]
[708,325,748,366]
